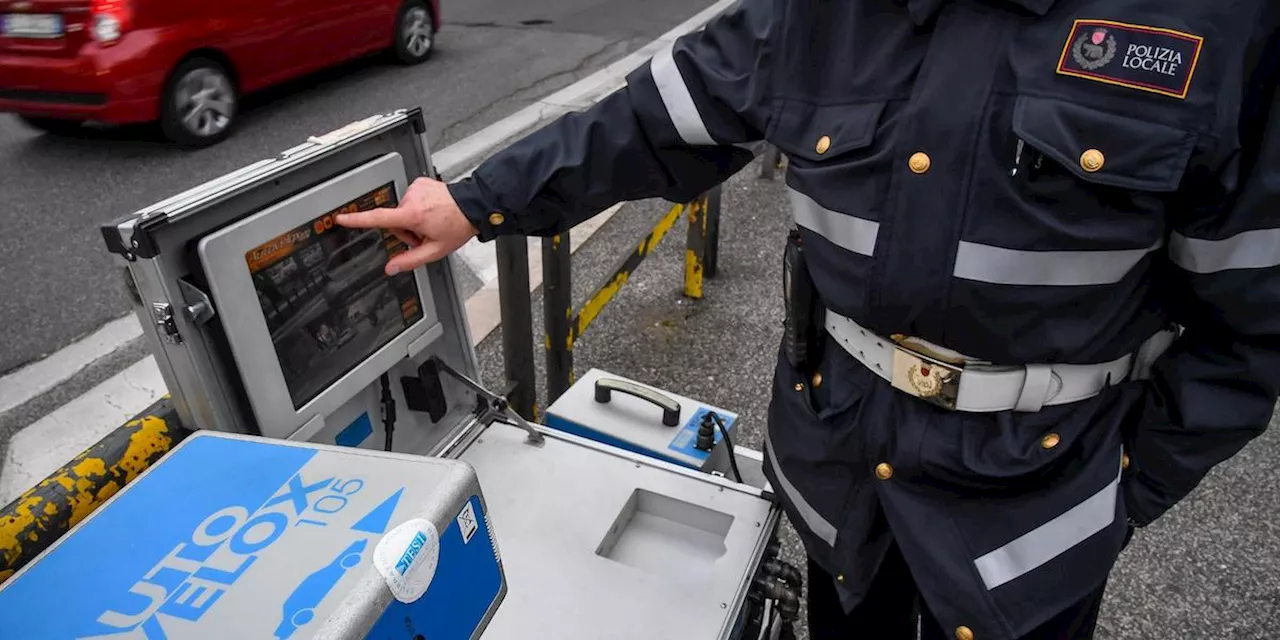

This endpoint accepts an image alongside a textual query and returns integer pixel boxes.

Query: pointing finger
[385,240,450,275]
[335,206,415,230]
[390,228,423,248]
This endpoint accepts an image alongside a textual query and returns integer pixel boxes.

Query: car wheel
[160,57,238,147]
[393,0,435,64]
[291,608,315,628]
[18,116,85,136]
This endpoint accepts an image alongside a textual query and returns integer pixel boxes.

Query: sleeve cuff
[448,176,516,242]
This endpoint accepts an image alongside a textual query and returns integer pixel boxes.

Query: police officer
[337,1,1280,638]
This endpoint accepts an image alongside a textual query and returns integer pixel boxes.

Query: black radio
[782,227,822,371]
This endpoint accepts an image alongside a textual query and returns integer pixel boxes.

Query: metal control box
[544,368,744,473]
[0,432,506,640]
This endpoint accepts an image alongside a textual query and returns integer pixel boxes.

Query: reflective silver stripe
[972,459,1122,590]
[1169,229,1280,274]
[789,188,879,257]
[650,42,715,146]
[953,239,1160,286]
[764,431,838,546]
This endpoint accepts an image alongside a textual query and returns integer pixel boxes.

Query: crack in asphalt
[450,20,556,31]
[121,373,153,397]
[434,37,636,149]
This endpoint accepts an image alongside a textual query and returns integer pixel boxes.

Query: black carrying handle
[594,378,681,427]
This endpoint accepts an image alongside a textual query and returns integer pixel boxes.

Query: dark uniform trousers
[806,546,1109,640]
[445,0,1280,638]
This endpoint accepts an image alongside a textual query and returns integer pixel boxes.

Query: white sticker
[457,501,479,544]
[372,518,440,603]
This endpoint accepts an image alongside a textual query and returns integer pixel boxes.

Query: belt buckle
[890,344,962,410]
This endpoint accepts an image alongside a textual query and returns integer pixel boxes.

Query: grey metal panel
[459,424,776,640]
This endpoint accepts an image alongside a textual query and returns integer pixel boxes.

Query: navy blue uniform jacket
[448,1,1280,638]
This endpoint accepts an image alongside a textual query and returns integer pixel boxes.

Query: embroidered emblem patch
[1056,19,1204,99]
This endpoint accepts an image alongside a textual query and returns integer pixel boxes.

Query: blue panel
[365,496,504,640]
[667,407,737,460]
[0,435,317,639]
[543,414,695,469]
[336,412,373,448]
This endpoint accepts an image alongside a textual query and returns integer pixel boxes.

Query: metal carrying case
[10,111,797,639]
[99,111,486,456]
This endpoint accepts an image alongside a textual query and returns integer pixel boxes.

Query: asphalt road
[0,0,712,374]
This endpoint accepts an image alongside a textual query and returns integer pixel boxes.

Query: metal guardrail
[0,396,189,584]
[495,185,728,417]
[498,143,784,415]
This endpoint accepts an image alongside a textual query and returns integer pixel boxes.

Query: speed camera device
[99,111,481,453]
[84,110,794,640]
[195,152,435,439]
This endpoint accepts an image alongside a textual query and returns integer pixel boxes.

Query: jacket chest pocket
[767,99,892,223]
[1002,94,1200,247]
[1013,95,1197,192]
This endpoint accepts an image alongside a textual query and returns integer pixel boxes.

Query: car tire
[18,116,85,136]
[160,57,238,148]
[393,0,435,64]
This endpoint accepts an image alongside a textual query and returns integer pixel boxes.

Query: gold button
[956,626,975,640]
[1122,452,1131,470]
[1041,433,1061,449]
[812,372,824,388]
[836,574,845,583]
[794,383,805,392]
[488,212,506,226]
[815,135,831,155]
[908,152,931,174]
[1080,149,1105,172]
[875,463,894,480]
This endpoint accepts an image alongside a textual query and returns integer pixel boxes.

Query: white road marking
[0,314,143,416]
[0,357,166,504]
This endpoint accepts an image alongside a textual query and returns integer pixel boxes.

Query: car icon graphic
[274,538,369,639]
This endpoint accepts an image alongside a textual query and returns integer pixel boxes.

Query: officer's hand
[335,177,479,275]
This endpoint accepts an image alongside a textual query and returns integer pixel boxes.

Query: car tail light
[90,0,132,44]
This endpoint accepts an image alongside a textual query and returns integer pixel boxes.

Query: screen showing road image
[246,183,424,409]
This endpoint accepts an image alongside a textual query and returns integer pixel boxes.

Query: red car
[0,0,440,146]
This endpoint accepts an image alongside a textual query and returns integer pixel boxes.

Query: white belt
[824,311,1162,413]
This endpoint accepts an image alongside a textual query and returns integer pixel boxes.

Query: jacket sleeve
[1124,23,1280,526]
[446,0,777,240]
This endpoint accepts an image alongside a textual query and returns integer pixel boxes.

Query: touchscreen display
[245,183,424,409]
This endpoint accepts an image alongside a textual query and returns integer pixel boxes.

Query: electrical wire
[709,411,744,484]
[379,373,396,452]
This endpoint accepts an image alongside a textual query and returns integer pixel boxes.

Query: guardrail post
[759,144,783,180]
[684,187,722,299]
[495,235,537,419]
[0,397,189,585]
[705,185,722,279]
[543,233,573,404]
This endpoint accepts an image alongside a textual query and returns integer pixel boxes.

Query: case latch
[151,303,181,344]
